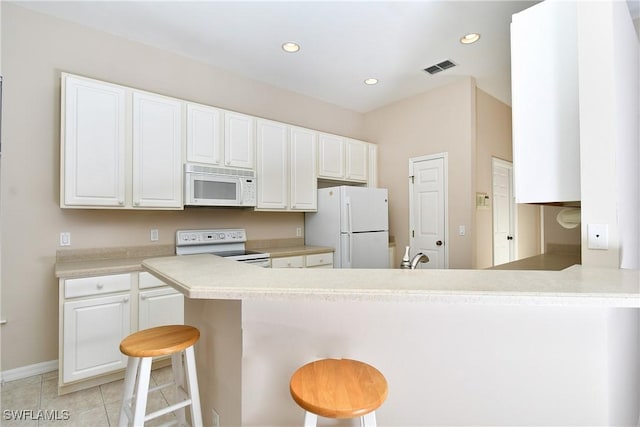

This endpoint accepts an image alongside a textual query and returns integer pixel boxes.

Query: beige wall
[0,4,366,370]
[363,78,477,269]
[365,82,541,270]
[475,90,541,268]
[543,206,581,250]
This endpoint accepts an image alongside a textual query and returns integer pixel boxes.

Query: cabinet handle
[96,283,104,289]
[123,297,129,303]
[118,200,124,206]
[141,295,147,300]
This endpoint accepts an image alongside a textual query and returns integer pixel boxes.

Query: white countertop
[142,254,640,307]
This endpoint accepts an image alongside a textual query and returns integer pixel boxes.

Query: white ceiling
[15,1,553,112]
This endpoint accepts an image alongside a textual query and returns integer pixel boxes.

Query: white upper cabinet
[61,73,184,210]
[318,133,345,180]
[367,143,379,188]
[511,1,580,203]
[289,126,317,211]
[345,138,368,182]
[317,133,369,183]
[132,91,183,208]
[256,121,317,211]
[186,102,222,165]
[256,119,288,209]
[62,75,127,207]
[224,111,255,169]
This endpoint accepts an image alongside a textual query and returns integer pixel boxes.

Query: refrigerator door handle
[347,232,352,265]
[345,197,352,233]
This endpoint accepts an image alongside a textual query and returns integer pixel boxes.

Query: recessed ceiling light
[282,42,300,53]
[364,78,378,85]
[460,33,481,44]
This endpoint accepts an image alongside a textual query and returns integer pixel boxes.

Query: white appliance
[175,228,270,267]
[305,186,389,268]
[184,164,256,207]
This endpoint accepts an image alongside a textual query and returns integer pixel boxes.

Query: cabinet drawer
[64,273,131,299]
[138,271,168,289]
[305,252,333,267]
[271,256,304,268]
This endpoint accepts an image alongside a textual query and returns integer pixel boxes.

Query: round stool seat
[290,358,388,419]
[120,325,200,358]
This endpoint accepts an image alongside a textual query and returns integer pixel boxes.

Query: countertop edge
[141,256,640,308]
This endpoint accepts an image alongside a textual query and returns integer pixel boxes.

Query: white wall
[188,299,640,426]
[578,0,640,268]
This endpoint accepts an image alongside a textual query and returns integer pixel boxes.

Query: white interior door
[492,158,516,265]
[409,154,447,269]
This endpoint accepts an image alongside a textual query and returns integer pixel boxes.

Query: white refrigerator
[305,186,389,268]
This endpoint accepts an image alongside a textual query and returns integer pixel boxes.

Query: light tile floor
[0,367,176,426]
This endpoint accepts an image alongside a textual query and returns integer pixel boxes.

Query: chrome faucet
[410,252,429,270]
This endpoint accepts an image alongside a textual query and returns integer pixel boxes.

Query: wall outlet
[296,227,302,237]
[60,232,71,246]
[150,229,159,241]
[587,224,608,250]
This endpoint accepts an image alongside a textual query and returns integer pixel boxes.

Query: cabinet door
[367,143,378,188]
[317,133,344,179]
[139,287,184,330]
[256,120,288,210]
[132,91,183,208]
[186,103,222,165]
[63,293,131,383]
[62,74,126,207]
[345,139,368,182]
[224,111,255,169]
[290,127,317,211]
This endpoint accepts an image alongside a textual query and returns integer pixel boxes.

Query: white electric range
[175,228,271,268]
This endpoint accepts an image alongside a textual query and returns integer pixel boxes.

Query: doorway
[492,158,516,265]
[409,153,448,269]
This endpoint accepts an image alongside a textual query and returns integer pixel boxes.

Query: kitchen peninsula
[142,255,640,426]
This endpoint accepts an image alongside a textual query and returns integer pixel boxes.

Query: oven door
[185,172,242,206]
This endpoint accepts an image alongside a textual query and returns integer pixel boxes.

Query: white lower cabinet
[305,252,334,268]
[271,252,333,268]
[62,278,131,383]
[59,271,183,391]
[271,255,305,268]
[138,272,184,330]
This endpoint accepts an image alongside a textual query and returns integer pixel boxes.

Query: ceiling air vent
[424,60,457,75]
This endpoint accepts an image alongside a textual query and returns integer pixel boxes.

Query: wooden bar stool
[118,325,202,427]
[290,358,388,427]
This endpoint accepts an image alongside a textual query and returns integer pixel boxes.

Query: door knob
[436,240,443,246]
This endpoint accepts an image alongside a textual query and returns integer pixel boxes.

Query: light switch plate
[60,232,71,246]
[587,224,608,250]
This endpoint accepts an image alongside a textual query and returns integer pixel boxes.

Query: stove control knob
[218,233,226,240]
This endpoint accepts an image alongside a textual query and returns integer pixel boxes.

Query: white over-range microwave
[184,163,256,207]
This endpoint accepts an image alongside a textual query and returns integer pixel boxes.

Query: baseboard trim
[1,360,58,383]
